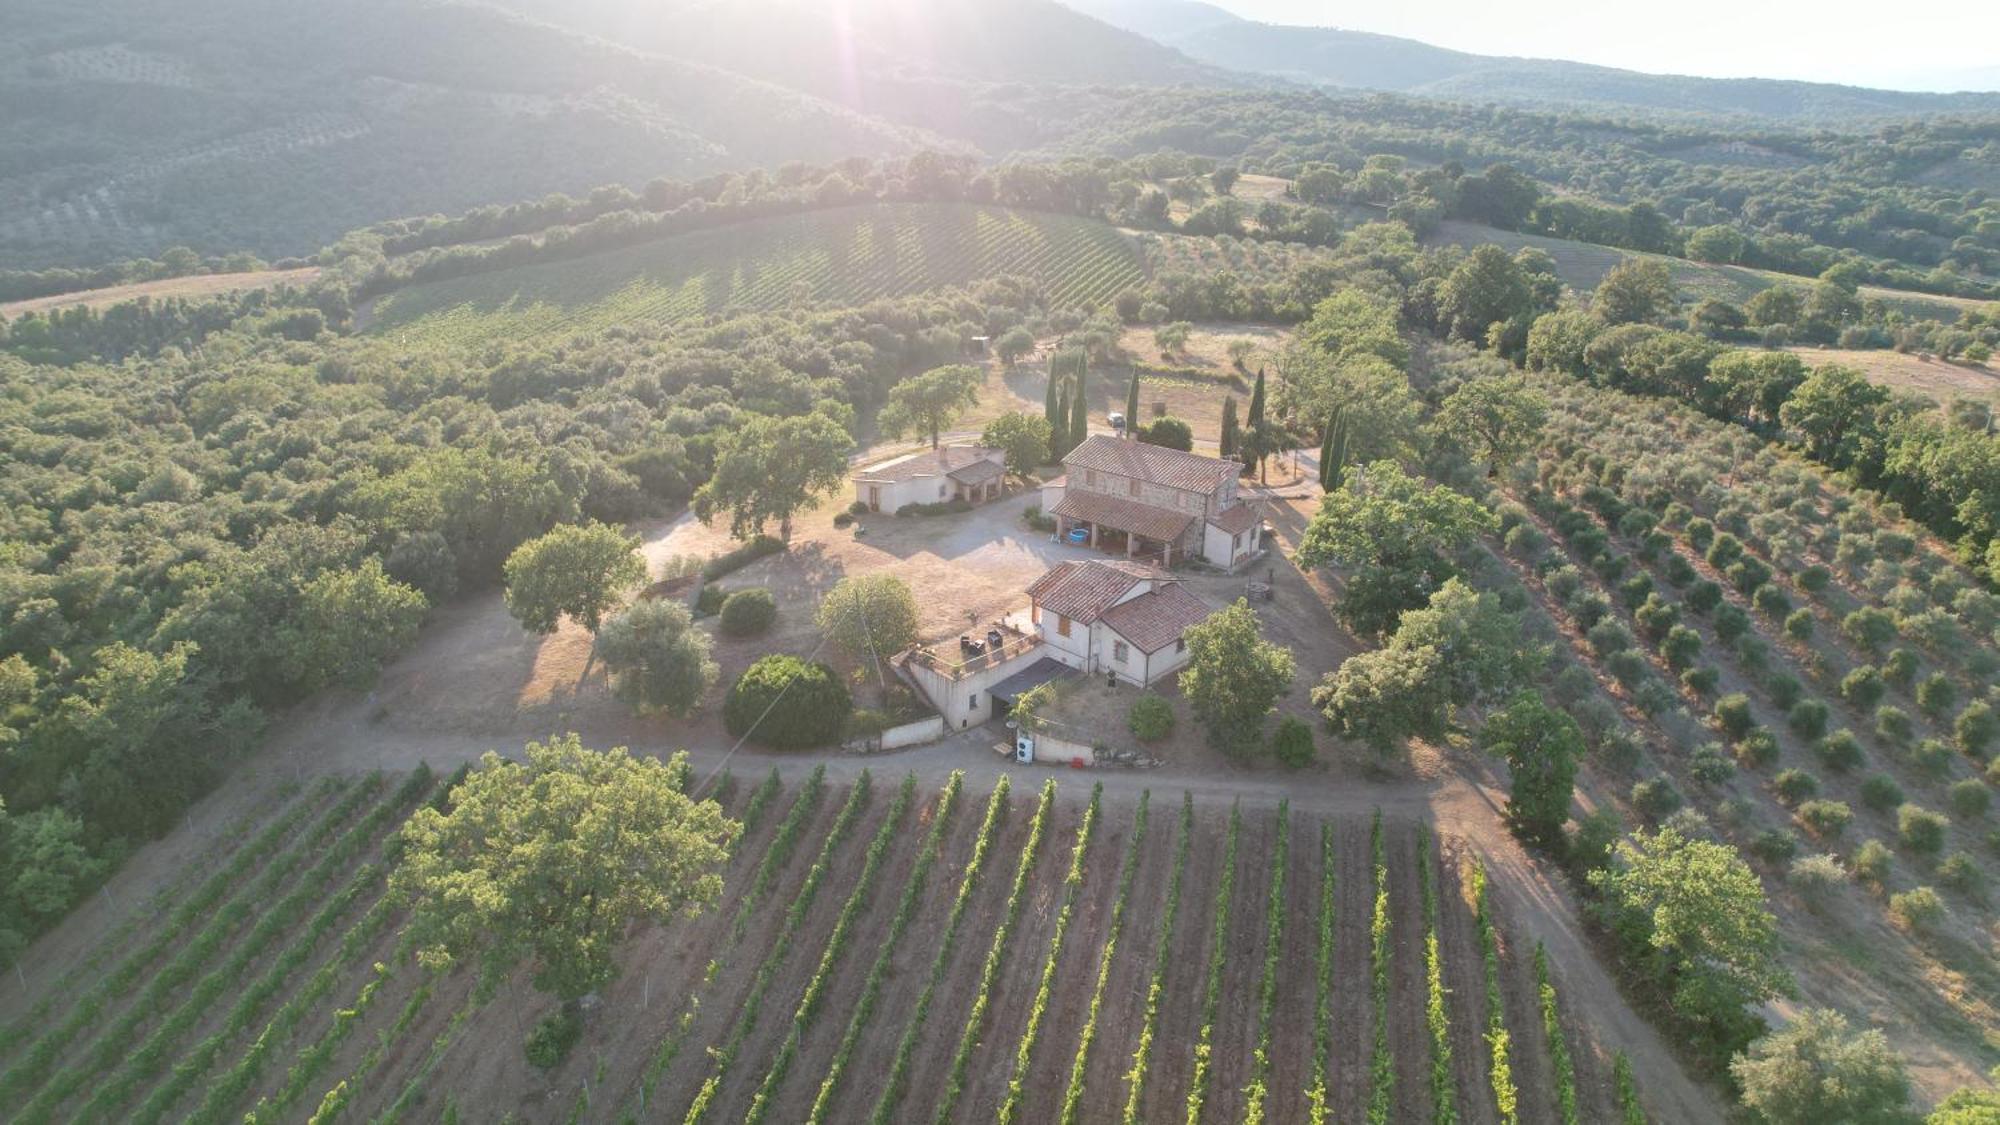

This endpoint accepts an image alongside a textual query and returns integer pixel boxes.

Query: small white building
[852,445,1007,514]
[1026,559,1213,687]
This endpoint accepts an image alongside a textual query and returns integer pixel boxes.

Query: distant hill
[0,0,931,267]
[1065,0,2000,121]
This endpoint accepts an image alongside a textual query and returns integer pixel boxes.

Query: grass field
[0,774,1626,1124]
[1785,346,1999,404]
[1430,220,1988,323]
[366,203,1144,345]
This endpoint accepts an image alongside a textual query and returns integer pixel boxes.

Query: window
[1086,470,1099,487]
[1176,637,1186,653]
[1056,615,1070,637]
[939,483,948,498]
[1128,479,1141,497]
[1112,641,1129,663]
[969,693,978,711]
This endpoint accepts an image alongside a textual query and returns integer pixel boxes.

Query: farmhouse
[1028,559,1211,686]
[851,444,1007,513]
[898,557,1215,729]
[1042,435,1262,571]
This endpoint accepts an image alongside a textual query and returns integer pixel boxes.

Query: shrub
[1787,854,1848,901]
[1606,650,1648,685]
[1888,886,1944,930]
[1630,776,1682,821]
[1587,619,1635,655]
[1544,566,1584,603]
[1955,700,1997,755]
[1897,804,1949,854]
[1685,517,1715,551]
[1947,779,1991,819]
[723,655,852,750]
[1127,693,1175,743]
[1774,769,1820,804]
[703,535,785,580]
[1936,852,1981,894]
[1796,565,1831,593]
[1736,729,1780,769]
[718,588,778,636]
[1814,729,1864,772]
[1907,739,1955,778]
[1768,674,1804,709]
[1881,648,1919,688]
[1842,608,1897,652]
[1595,726,1644,773]
[1271,716,1316,768]
[1748,829,1799,865]
[1853,838,1893,884]
[1634,594,1678,639]
[1571,591,1614,630]
[1633,680,1677,716]
[1713,604,1751,643]
[526,1006,583,1069]
[1736,635,1770,674]
[1788,699,1830,740]
[1858,774,1905,813]
[1661,625,1702,669]
[1023,504,1056,532]
[1690,743,1735,785]
[1782,609,1815,640]
[1733,557,1774,595]
[1681,666,1720,696]
[1873,705,1913,745]
[1795,800,1852,839]
[1619,572,1654,608]
[1664,554,1698,587]
[694,582,729,617]
[1715,693,1755,739]
[1916,673,1957,719]
[1683,579,1724,615]
[1503,524,1545,558]
[1751,584,1790,619]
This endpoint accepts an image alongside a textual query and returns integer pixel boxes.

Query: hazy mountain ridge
[1065,0,2000,120]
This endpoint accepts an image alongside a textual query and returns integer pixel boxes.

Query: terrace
[904,620,1041,681]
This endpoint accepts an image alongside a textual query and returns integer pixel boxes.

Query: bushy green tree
[1179,599,1295,757]
[1296,461,1495,636]
[981,412,1052,476]
[598,599,718,717]
[284,559,427,691]
[880,364,982,449]
[723,655,851,749]
[502,521,646,636]
[694,411,854,541]
[816,574,919,676]
[1732,1009,1911,1125]
[1433,374,1548,475]
[392,737,738,1002]
[1481,692,1583,848]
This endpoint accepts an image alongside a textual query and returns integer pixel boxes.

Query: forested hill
[1066,0,2000,122]
[0,0,930,268]
[491,0,1229,95]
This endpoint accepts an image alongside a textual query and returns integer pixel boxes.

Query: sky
[1209,0,2000,92]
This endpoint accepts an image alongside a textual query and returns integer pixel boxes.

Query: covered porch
[946,458,1006,504]
[1050,490,1193,568]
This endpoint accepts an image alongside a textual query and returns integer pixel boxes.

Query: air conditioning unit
[1014,733,1034,763]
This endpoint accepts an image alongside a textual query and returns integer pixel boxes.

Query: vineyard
[366,203,1146,346]
[0,771,1636,1123]
[1492,371,2000,1080]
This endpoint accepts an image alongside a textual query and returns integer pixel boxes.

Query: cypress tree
[1052,387,1071,458]
[1219,396,1239,460]
[1125,372,1141,439]
[1069,377,1089,453]
[1245,367,1268,482]
[1320,406,1351,492]
[1044,368,1061,430]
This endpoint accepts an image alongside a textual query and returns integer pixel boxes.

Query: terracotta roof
[1051,489,1194,544]
[853,445,1000,484]
[1208,501,1260,535]
[1101,583,1212,654]
[1027,559,1166,623]
[946,459,1005,485]
[1063,434,1237,494]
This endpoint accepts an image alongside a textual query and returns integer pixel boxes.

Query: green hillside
[366,203,1144,344]
[1428,220,1988,323]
